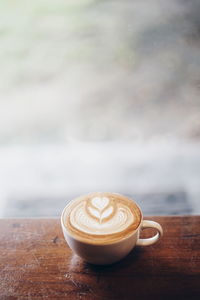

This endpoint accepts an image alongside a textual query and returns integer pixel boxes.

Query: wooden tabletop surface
[0,216,200,299]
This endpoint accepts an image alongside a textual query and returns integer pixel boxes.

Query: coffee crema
[62,192,142,244]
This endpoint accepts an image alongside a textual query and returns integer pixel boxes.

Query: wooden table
[0,216,199,299]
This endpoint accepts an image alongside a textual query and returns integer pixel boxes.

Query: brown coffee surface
[62,192,142,244]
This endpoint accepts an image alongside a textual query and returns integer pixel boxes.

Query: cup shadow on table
[67,245,195,300]
[68,247,145,299]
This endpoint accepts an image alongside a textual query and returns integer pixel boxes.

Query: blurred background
[0,0,200,217]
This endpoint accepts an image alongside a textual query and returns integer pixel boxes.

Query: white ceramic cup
[61,195,163,265]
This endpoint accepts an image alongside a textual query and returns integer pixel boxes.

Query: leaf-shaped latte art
[70,202,134,236]
[70,195,135,236]
[67,193,140,241]
[87,197,114,223]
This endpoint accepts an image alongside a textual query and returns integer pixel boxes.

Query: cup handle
[136,220,163,246]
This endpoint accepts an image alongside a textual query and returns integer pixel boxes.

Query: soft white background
[0,0,200,216]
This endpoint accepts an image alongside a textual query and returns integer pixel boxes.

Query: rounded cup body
[61,221,140,265]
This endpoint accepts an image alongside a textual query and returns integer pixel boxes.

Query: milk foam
[70,196,134,235]
[63,193,141,244]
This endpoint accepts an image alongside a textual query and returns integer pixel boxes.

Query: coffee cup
[61,192,163,265]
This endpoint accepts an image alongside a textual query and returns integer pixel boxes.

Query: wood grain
[0,216,199,299]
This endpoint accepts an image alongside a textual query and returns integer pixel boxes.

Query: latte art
[63,193,141,244]
[70,196,134,235]
[86,196,114,223]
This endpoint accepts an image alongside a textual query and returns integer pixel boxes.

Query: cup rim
[61,192,143,246]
